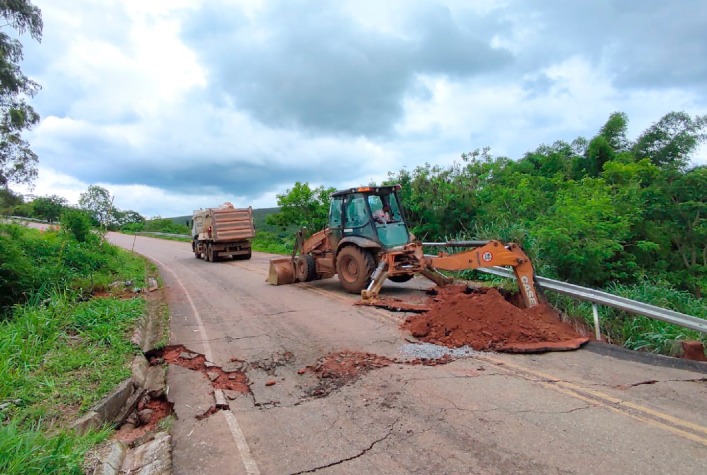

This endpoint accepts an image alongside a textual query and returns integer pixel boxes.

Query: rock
[221,361,245,373]
[207,371,220,382]
[137,409,154,425]
[179,352,197,360]
[681,341,706,361]
[265,380,277,386]
[223,390,239,400]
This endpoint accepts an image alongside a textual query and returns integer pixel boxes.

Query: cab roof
[330,184,401,198]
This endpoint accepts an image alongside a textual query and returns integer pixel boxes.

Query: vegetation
[0,0,43,188]
[0,222,151,474]
[268,111,706,354]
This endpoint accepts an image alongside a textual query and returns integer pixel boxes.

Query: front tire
[295,255,317,282]
[336,246,375,293]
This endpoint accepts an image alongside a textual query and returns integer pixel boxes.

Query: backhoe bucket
[267,257,296,285]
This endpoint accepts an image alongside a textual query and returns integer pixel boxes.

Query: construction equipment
[267,185,540,308]
[191,203,255,262]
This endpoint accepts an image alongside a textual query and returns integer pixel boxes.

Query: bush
[60,209,94,243]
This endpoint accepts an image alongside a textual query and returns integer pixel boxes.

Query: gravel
[397,342,487,360]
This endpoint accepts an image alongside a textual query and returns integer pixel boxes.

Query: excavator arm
[361,240,541,308]
[428,240,540,308]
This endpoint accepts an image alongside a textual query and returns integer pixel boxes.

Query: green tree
[78,185,113,227]
[60,208,92,243]
[0,184,24,212]
[534,178,639,286]
[266,182,335,232]
[31,194,68,222]
[598,111,629,152]
[113,209,145,227]
[633,112,707,168]
[0,1,43,187]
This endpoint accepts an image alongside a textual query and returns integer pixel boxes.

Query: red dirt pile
[156,345,250,393]
[402,285,588,353]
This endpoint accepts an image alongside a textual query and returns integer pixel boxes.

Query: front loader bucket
[267,257,296,285]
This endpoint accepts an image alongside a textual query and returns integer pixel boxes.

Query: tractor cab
[327,185,411,251]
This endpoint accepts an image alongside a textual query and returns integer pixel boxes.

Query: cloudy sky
[14,0,707,218]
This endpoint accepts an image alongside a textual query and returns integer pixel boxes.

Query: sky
[13,0,707,218]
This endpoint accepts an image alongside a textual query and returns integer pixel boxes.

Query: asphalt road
[108,233,707,475]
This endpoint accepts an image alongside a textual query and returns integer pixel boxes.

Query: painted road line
[481,356,707,446]
[151,256,263,475]
[150,256,214,362]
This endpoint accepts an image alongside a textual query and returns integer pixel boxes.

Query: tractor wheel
[388,274,414,283]
[295,255,317,282]
[336,246,374,293]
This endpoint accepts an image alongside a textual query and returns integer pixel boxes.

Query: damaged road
[108,233,707,475]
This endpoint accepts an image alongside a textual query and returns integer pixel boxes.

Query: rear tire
[336,246,375,293]
[193,241,200,259]
[206,243,213,262]
[295,255,317,282]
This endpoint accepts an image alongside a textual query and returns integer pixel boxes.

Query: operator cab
[328,185,411,249]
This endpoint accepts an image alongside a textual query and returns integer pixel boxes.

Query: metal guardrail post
[592,304,601,341]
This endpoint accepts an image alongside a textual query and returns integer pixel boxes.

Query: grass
[0,225,152,474]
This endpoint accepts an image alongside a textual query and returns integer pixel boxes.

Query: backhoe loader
[267,185,540,308]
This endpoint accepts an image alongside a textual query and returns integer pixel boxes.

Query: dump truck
[191,203,255,262]
[268,185,541,307]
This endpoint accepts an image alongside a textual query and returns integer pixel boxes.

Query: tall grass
[0,224,150,472]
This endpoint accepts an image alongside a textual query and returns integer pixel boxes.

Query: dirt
[114,398,173,444]
[154,345,250,393]
[402,285,589,353]
[300,351,393,397]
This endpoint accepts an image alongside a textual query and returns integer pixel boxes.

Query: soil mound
[402,285,588,353]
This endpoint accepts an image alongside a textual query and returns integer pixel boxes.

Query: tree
[266,182,335,232]
[31,194,68,222]
[113,209,145,227]
[598,111,629,153]
[78,185,114,227]
[633,112,707,168]
[0,1,42,187]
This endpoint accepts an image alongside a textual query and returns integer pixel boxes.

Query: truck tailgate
[212,207,255,242]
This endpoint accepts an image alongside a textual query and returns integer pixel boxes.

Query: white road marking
[222,410,261,475]
[150,256,214,361]
[149,256,262,475]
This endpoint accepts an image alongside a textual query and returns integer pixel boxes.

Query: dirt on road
[403,285,589,353]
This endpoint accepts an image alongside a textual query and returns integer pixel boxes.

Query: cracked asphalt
[109,233,707,475]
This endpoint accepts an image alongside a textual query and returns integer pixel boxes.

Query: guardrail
[135,232,190,238]
[475,266,707,337]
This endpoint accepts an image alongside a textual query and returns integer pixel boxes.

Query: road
[108,233,707,475]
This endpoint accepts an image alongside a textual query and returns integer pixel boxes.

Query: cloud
[181,0,513,135]
[12,0,707,219]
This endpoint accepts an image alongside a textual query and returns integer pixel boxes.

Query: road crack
[288,418,400,475]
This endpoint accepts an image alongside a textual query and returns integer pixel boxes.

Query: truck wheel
[206,243,212,262]
[336,246,374,293]
[193,241,200,259]
[388,274,414,283]
[295,255,316,282]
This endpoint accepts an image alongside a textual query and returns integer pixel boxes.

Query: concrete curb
[79,284,173,474]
